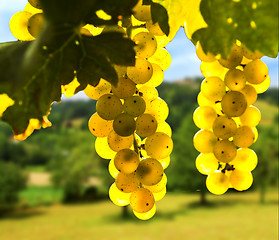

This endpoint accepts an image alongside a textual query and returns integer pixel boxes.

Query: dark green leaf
[151,2,170,36]
[192,0,278,58]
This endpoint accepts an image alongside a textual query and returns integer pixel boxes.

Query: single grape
[133,31,157,58]
[143,63,164,88]
[195,153,219,175]
[96,94,123,120]
[197,92,215,107]
[95,137,116,159]
[230,148,258,172]
[221,91,247,117]
[113,113,136,137]
[213,115,237,139]
[145,98,169,123]
[158,156,171,169]
[156,121,172,137]
[153,187,166,201]
[218,44,243,69]
[27,13,44,37]
[148,48,171,71]
[136,114,157,137]
[138,86,159,101]
[240,85,257,106]
[145,132,173,159]
[206,171,229,195]
[111,76,136,99]
[244,59,268,84]
[130,188,155,213]
[200,61,228,80]
[127,58,153,84]
[28,0,42,9]
[133,204,156,220]
[88,113,113,137]
[107,130,134,152]
[84,79,111,100]
[132,0,151,21]
[230,170,253,191]
[193,130,217,153]
[115,172,140,193]
[233,126,255,148]
[193,106,217,129]
[224,69,246,91]
[201,77,226,102]
[213,139,237,163]
[123,96,146,117]
[136,158,164,186]
[239,106,261,127]
[248,76,270,94]
[24,2,43,14]
[114,149,139,174]
[109,183,130,206]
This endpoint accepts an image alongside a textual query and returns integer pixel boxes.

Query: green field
[0,191,277,240]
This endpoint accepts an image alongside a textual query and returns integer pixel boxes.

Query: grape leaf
[151,2,170,36]
[192,0,279,58]
[0,0,136,136]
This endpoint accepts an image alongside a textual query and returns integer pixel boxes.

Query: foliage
[0,161,27,210]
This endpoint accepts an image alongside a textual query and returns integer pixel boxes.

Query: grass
[19,186,63,207]
[24,165,47,173]
[0,191,277,240]
[254,100,278,125]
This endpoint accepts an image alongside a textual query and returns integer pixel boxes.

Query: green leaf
[151,2,170,36]
[192,0,279,58]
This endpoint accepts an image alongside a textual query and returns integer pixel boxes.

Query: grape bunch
[85,1,173,220]
[193,41,270,195]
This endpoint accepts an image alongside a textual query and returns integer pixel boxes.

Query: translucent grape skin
[113,113,136,137]
[224,69,246,91]
[233,126,255,148]
[115,172,140,193]
[230,148,258,172]
[239,106,261,127]
[88,113,113,137]
[200,76,226,102]
[221,91,247,117]
[206,171,230,195]
[132,0,151,21]
[109,183,130,206]
[213,139,237,163]
[130,188,155,213]
[195,153,219,175]
[27,13,44,37]
[244,59,268,84]
[193,129,217,153]
[213,115,237,139]
[136,114,157,137]
[123,96,146,117]
[114,149,140,174]
[96,94,123,120]
[218,44,243,69]
[127,58,153,84]
[230,170,253,191]
[133,31,157,58]
[193,106,217,129]
[111,76,136,99]
[107,130,134,152]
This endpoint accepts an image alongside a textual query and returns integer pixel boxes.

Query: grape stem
[221,163,235,173]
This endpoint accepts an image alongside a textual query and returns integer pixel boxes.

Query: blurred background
[0,1,278,240]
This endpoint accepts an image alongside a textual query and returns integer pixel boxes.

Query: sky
[0,0,278,101]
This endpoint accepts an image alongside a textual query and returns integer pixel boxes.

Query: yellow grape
[200,61,228,79]
[83,79,111,100]
[248,75,270,94]
[96,94,123,120]
[123,96,146,117]
[138,86,159,101]
[127,58,153,84]
[88,113,113,137]
[200,77,226,102]
[233,126,255,148]
[136,114,157,137]
[114,149,139,174]
[230,148,258,172]
[0,94,14,117]
[136,158,163,186]
[27,13,44,37]
[143,63,164,88]
[145,132,173,159]
[145,98,169,123]
[244,59,268,84]
[240,84,257,106]
[114,65,127,78]
[146,20,165,36]
[108,159,119,179]
[196,41,216,62]
[9,11,35,41]
[193,130,217,153]
[241,56,252,65]
[107,130,134,152]
[95,137,116,159]
[115,172,140,193]
[224,69,246,91]
[130,188,155,213]
[133,32,157,58]
[109,183,130,206]
[218,44,243,69]
[143,173,167,193]
[132,0,151,21]
[221,91,247,117]
[28,0,42,9]
[206,171,229,195]
[158,156,171,169]
[253,127,258,143]
[213,115,237,139]
[230,170,253,191]
[213,139,237,163]
[148,48,171,71]
[240,106,261,127]
[193,106,217,129]
[133,204,156,220]
[113,113,136,137]
[155,34,170,48]
[157,121,172,137]
[24,2,43,14]
[197,92,215,107]
[195,153,219,175]
[153,187,166,201]
[111,76,136,99]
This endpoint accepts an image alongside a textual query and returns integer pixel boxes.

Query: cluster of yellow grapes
[193,41,270,195]
[84,1,173,220]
